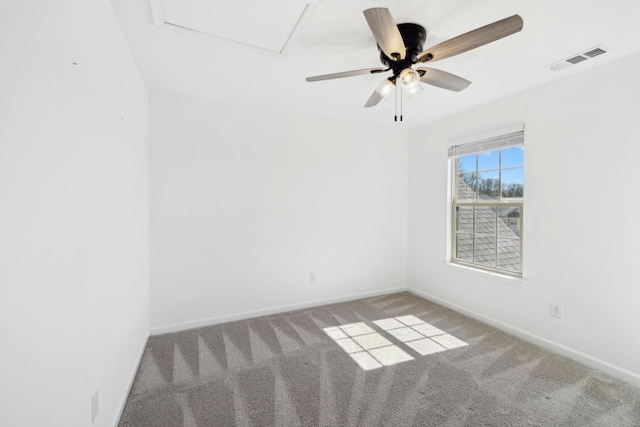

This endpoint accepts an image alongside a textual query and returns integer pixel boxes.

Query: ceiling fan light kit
[404,82,423,98]
[376,79,395,98]
[399,68,421,89]
[305,7,524,121]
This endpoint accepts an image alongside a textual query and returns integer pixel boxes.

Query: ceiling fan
[306,8,523,116]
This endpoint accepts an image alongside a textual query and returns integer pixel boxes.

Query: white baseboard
[408,287,640,387]
[113,334,149,427]
[150,286,408,335]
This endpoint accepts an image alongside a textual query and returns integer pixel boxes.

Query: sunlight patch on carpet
[324,316,467,370]
[323,323,413,370]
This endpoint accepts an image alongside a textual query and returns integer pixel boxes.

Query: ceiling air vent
[546,44,608,72]
[566,55,588,64]
[583,47,606,58]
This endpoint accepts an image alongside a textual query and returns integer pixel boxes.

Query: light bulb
[399,68,420,89]
[376,79,395,99]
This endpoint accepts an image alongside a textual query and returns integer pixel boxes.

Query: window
[449,129,524,276]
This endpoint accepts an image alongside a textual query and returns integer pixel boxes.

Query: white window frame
[448,127,524,277]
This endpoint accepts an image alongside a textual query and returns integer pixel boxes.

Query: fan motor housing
[378,23,427,67]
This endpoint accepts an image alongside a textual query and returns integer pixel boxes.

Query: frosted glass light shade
[404,82,423,99]
[376,79,395,98]
[399,68,420,89]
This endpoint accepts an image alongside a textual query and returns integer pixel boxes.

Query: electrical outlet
[92,389,99,422]
[550,303,562,318]
[309,272,316,284]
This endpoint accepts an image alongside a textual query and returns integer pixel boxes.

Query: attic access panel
[156,0,313,54]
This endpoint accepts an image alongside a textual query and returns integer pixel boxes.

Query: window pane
[477,171,500,199]
[498,207,520,238]
[457,173,477,200]
[455,206,473,263]
[457,154,476,173]
[455,206,473,233]
[478,150,499,171]
[474,206,497,267]
[474,206,497,236]
[474,235,496,267]
[497,239,520,272]
[497,206,520,272]
[501,146,523,168]
[501,168,523,199]
[455,234,473,262]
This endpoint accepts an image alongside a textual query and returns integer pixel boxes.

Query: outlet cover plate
[550,303,562,318]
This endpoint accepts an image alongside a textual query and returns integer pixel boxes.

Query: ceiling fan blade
[364,90,384,108]
[417,67,471,92]
[306,67,386,82]
[363,8,406,60]
[417,14,523,63]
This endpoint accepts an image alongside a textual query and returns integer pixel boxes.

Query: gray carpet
[118,292,640,426]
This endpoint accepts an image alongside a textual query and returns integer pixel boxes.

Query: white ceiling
[110,0,640,129]
[159,0,310,53]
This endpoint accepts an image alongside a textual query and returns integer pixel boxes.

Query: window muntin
[451,136,523,276]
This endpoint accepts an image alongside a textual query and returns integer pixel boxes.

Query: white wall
[408,52,640,383]
[0,2,149,426]
[150,94,407,332]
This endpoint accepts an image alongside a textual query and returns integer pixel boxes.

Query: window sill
[443,260,528,287]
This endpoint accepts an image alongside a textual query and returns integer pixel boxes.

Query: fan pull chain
[400,86,403,121]
[394,84,398,122]
[394,84,403,122]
